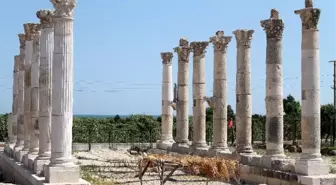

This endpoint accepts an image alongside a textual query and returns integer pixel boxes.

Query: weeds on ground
[81,171,118,185]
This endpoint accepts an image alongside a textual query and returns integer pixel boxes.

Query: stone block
[298,174,336,185]
[271,158,295,172]
[45,164,81,183]
[28,154,38,171]
[157,140,174,150]
[208,148,231,157]
[170,143,192,154]
[33,159,49,176]
[239,153,261,165]
[193,147,210,156]
[14,150,27,163]
[295,159,329,176]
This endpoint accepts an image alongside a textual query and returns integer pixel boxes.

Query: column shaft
[159,52,174,148]
[209,31,231,151]
[191,42,209,149]
[174,39,190,144]
[7,114,13,144]
[15,39,25,150]
[261,10,285,156]
[50,17,75,166]
[37,11,54,159]
[29,31,41,155]
[11,56,19,145]
[234,30,254,154]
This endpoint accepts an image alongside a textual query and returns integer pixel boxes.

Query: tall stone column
[14,34,26,162]
[172,38,191,149]
[206,31,231,154]
[34,9,54,175]
[26,25,41,169]
[190,41,209,151]
[260,9,285,158]
[233,29,254,154]
[11,55,19,147]
[46,0,81,183]
[158,52,175,150]
[22,23,38,156]
[294,0,329,175]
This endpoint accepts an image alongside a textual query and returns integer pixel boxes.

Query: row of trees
[0,95,335,147]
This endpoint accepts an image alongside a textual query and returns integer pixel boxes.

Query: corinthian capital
[161,52,173,65]
[190,41,209,57]
[209,31,232,52]
[173,38,191,63]
[51,0,76,18]
[260,9,284,40]
[18,34,26,49]
[24,23,40,40]
[233,29,254,47]
[37,10,54,28]
[294,7,321,30]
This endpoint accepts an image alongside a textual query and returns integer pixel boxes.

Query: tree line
[0,94,335,147]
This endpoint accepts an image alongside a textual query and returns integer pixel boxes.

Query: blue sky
[0,0,335,115]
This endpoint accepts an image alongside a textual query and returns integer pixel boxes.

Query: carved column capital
[51,0,76,18]
[24,23,40,41]
[37,10,54,28]
[233,29,254,47]
[190,41,209,57]
[209,31,232,52]
[295,8,321,30]
[173,38,191,63]
[261,9,284,40]
[161,52,173,65]
[18,34,26,49]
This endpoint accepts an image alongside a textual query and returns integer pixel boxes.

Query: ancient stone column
[11,55,19,147]
[233,29,254,154]
[206,31,231,153]
[294,0,329,175]
[46,0,80,183]
[34,9,54,175]
[22,23,38,156]
[260,9,285,158]
[173,38,191,148]
[190,41,209,151]
[158,52,175,150]
[26,25,41,169]
[14,34,26,162]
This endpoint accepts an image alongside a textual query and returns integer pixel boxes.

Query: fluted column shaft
[14,35,25,150]
[23,25,35,151]
[233,30,254,154]
[160,52,174,146]
[191,42,209,149]
[261,10,285,157]
[209,31,231,151]
[50,12,75,167]
[37,10,54,160]
[28,31,41,155]
[11,56,20,145]
[174,39,191,144]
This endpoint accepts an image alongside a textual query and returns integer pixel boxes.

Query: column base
[171,142,191,154]
[23,153,37,169]
[157,139,174,150]
[208,147,231,157]
[45,163,80,183]
[33,158,50,176]
[295,158,329,176]
[14,149,27,163]
[235,145,254,154]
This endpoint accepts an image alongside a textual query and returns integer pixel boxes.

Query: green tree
[283,94,301,145]
[321,104,336,145]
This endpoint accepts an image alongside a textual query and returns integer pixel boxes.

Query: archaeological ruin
[156,1,336,185]
[1,0,336,185]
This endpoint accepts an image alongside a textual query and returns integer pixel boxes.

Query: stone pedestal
[294,3,329,176]
[158,52,175,150]
[261,9,286,158]
[14,34,26,161]
[233,29,254,154]
[190,41,209,151]
[46,1,81,183]
[172,38,191,151]
[34,9,54,175]
[207,31,232,154]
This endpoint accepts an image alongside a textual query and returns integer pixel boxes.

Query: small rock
[329,150,336,156]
